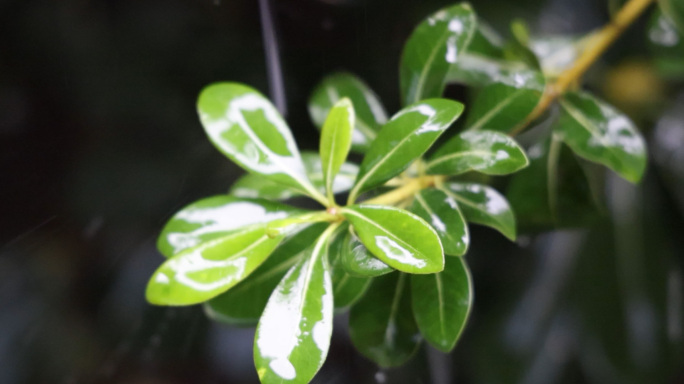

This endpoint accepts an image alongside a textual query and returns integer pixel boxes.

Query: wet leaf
[464,70,545,133]
[409,188,469,256]
[157,196,303,258]
[341,205,444,274]
[400,3,476,105]
[506,136,601,230]
[198,83,324,203]
[659,0,684,32]
[411,257,473,352]
[230,152,359,201]
[349,99,464,202]
[309,72,388,152]
[320,98,354,203]
[440,182,516,240]
[349,273,421,367]
[555,91,647,183]
[204,224,327,325]
[426,130,528,176]
[254,225,336,384]
[648,10,684,79]
[146,226,284,306]
[339,228,393,277]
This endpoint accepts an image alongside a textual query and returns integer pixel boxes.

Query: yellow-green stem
[509,0,655,136]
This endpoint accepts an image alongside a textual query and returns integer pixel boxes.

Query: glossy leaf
[254,225,335,384]
[447,22,531,87]
[204,224,326,325]
[464,69,545,133]
[440,182,516,240]
[409,188,469,256]
[659,0,684,32]
[506,136,601,230]
[349,272,421,367]
[648,10,684,79]
[349,99,464,202]
[400,3,476,105]
[146,226,284,306]
[320,98,355,202]
[555,91,647,183]
[309,72,388,152]
[157,196,303,258]
[411,257,473,352]
[339,228,393,277]
[197,83,323,202]
[426,130,529,176]
[341,205,444,274]
[329,229,372,309]
[530,36,582,77]
[230,152,359,200]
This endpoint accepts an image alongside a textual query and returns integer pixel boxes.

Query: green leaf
[146,226,284,306]
[400,3,477,105]
[348,99,464,202]
[157,196,303,258]
[309,73,388,152]
[329,229,372,310]
[349,273,421,367]
[197,83,326,204]
[648,10,684,79]
[411,257,473,352]
[440,182,516,240]
[229,152,359,200]
[502,19,542,70]
[555,91,647,183]
[659,0,684,32]
[447,22,531,87]
[254,224,336,384]
[341,205,444,274]
[339,228,393,277]
[204,224,327,325]
[409,188,469,256]
[464,69,546,133]
[506,135,601,230]
[426,130,529,176]
[530,36,582,77]
[320,98,355,203]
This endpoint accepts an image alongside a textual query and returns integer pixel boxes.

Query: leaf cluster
[145,1,661,383]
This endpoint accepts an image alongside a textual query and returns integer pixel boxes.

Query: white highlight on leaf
[375,236,427,268]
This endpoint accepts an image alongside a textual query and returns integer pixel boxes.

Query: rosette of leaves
[146,2,651,383]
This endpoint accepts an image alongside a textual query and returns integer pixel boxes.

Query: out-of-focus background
[1,0,683,383]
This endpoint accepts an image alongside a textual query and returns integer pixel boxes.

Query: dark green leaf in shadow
[342,205,444,274]
[157,196,304,258]
[204,224,327,325]
[555,91,647,183]
[506,136,601,231]
[328,228,372,310]
[648,10,684,80]
[426,130,529,176]
[409,188,469,256]
[147,226,284,306]
[198,83,325,203]
[254,224,336,384]
[309,73,388,152]
[349,99,464,202]
[349,272,421,367]
[440,182,516,240]
[411,256,473,352]
[659,0,684,32]
[400,3,477,105]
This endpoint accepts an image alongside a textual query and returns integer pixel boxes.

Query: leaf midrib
[467,89,526,131]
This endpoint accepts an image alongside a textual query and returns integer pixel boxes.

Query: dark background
[1,0,683,383]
